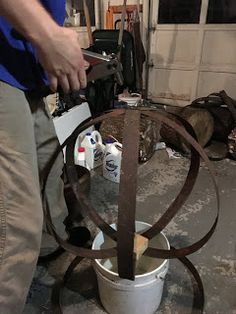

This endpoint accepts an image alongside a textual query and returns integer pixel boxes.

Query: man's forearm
[0,0,87,93]
[0,0,60,47]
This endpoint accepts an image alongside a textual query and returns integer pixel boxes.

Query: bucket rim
[92,221,170,279]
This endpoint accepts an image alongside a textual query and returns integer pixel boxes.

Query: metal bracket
[148,60,155,68]
[148,24,156,33]
[82,50,124,85]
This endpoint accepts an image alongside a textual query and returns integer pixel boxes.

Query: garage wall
[65,0,101,49]
[147,0,236,106]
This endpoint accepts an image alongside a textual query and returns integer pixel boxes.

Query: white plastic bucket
[118,93,141,107]
[92,221,170,314]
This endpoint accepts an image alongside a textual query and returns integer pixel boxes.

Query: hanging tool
[131,0,146,92]
[82,49,123,85]
[83,0,93,46]
[117,0,127,61]
[106,1,114,29]
[113,0,127,94]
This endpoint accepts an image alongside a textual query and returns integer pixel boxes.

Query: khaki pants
[0,81,67,313]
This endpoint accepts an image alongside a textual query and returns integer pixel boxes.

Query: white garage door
[147,0,236,106]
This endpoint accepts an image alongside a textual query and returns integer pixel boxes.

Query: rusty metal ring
[61,108,219,261]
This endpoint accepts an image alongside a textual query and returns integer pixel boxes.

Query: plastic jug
[75,147,87,168]
[103,142,122,183]
[80,132,96,170]
[103,138,113,157]
[91,130,105,168]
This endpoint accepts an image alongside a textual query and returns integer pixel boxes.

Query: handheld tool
[82,49,123,85]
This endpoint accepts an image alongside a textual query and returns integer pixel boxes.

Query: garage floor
[23,150,236,314]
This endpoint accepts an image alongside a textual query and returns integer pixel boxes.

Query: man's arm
[0,0,87,92]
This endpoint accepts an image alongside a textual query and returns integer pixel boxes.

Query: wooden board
[109,4,143,14]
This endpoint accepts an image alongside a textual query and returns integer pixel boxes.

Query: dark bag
[191,90,236,142]
[85,76,115,116]
[90,29,137,92]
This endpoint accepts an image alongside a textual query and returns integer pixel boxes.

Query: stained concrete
[23,151,236,314]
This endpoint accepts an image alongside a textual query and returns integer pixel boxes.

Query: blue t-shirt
[0,0,65,91]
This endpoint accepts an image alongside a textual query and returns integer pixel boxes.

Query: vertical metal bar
[144,0,153,100]
[190,0,209,101]
[117,0,127,59]
[117,109,140,280]
[83,0,94,46]
[95,0,101,29]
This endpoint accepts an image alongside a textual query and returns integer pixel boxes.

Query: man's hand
[36,27,88,93]
[0,0,88,93]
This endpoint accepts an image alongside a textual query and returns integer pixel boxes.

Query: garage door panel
[149,69,194,106]
[151,30,199,67]
[201,30,236,68]
[197,71,236,98]
[148,0,236,106]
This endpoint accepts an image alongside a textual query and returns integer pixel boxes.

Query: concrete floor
[23,150,236,314]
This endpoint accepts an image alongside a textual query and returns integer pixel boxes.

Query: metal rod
[144,0,152,100]
[83,0,93,46]
[117,0,127,59]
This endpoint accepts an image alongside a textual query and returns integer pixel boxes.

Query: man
[0,1,87,312]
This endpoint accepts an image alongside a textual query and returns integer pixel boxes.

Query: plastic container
[92,221,170,314]
[91,130,105,168]
[72,12,80,26]
[75,147,87,168]
[104,138,113,157]
[80,132,96,170]
[103,142,122,183]
[118,93,141,107]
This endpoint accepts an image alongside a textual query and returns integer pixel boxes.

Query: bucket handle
[155,264,168,281]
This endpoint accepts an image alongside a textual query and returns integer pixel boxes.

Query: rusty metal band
[138,111,219,259]
[177,253,204,313]
[39,107,220,313]
[65,110,126,242]
[51,256,85,314]
[50,251,204,314]
[67,109,218,263]
[42,111,126,258]
[116,111,199,278]
[43,201,117,259]
[42,108,219,261]
[113,109,216,276]
[142,112,200,239]
[117,109,140,279]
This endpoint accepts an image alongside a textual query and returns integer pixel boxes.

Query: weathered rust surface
[117,110,140,280]
[42,107,220,314]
